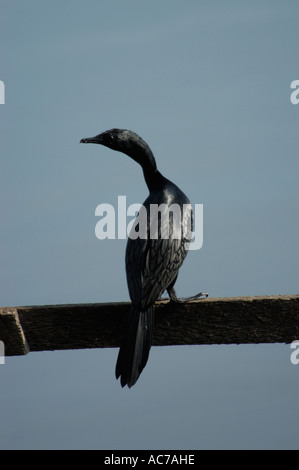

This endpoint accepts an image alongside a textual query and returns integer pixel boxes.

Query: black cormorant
[80,128,206,388]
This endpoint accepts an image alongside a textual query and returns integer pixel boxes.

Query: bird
[80,128,207,387]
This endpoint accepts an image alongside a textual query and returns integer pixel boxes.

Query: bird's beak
[80,134,102,144]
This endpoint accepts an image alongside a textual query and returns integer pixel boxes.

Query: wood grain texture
[0,295,298,356]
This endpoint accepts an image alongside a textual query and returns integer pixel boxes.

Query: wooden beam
[0,295,298,356]
[0,308,30,355]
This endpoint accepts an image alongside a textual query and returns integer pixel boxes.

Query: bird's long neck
[142,159,165,192]
[125,141,166,192]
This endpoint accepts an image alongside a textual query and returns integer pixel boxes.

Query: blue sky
[0,0,298,449]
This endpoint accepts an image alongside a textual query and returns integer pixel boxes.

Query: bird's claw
[168,292,208,303]
[180,292,208,301]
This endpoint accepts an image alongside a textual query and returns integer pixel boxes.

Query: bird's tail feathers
[115,305,154,388]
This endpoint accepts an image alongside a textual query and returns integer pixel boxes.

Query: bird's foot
[167,287,208,303]
[179,292,208,302]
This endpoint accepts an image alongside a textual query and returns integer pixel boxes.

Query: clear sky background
[0,0,298,450]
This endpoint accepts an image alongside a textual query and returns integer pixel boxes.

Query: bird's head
[80,128,139,154]
[80,128,157,172]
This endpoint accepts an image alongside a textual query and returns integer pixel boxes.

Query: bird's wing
[125,234,147,305]
[126,203,192,309]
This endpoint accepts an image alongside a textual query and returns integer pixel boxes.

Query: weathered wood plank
[0,295,298,356]
[0,308,30,355]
